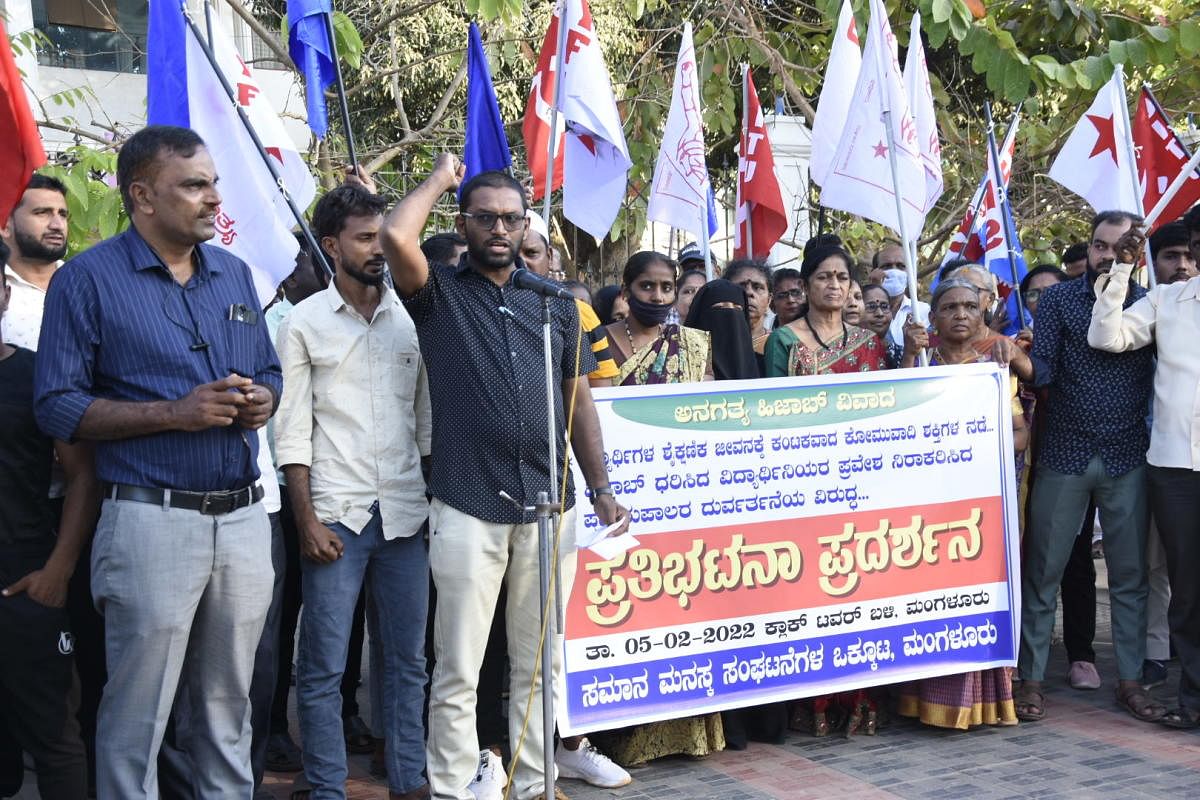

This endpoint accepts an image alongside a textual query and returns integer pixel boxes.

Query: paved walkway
[14,562,1198,798]
[259,562,1200,800]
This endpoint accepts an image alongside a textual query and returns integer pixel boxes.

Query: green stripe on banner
[609,376,945,431]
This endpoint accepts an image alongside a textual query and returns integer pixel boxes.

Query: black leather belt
[104,482,264,515]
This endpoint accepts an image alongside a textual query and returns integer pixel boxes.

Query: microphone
[509,268,575,301]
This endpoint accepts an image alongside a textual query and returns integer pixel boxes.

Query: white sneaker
[555,737,631,788]
[468,749,505,800]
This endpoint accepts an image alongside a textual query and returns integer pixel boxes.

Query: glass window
[33,0,148,73]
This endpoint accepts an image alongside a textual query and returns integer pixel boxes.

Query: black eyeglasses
[461,212,527,231]
[1023,288,1043,303]
[863,302,891,313]
[773,289,803,300]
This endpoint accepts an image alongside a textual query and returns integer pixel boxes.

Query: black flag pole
[322,9,359,172]
[194,2,332,278]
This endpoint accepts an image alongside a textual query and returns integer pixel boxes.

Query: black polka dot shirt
[1029,275,1153,477]
[403,258,597,523]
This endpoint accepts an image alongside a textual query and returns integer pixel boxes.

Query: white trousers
[426,499,578,800]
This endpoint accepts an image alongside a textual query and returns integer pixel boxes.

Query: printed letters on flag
[734,69,787,260]
[1133,87,1200,230]
[941,116,1019,267]
[810,0,861,187]
[903,11,943,221]
[819,0,925,238]
[149,1,316,303]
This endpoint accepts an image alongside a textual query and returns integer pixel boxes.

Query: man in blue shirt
[1016,210,1157,724]
[34,126,282,798]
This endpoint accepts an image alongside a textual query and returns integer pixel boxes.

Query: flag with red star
[1047,70,1140,214]
[819,0,926,238]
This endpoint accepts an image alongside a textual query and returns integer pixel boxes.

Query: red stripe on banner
[567,495,1008,637]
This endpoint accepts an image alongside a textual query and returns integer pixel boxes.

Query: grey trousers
[1019,456,1148,682]
[91,497,273,799]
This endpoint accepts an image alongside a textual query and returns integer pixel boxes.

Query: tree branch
[221,0,296,72]
[364,58,467,173]
[37,119,118,148]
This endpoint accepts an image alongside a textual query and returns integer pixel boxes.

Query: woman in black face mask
[603,251,712,385]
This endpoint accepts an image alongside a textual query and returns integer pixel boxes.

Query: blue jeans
[297,511,428,797]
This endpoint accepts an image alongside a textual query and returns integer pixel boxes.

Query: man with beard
[0,175,69,350]
[380,159,628,800]
[275,184,432,799]
[1088,212,1200,730]
[1015,210,1157,724]
[33,125,280,797]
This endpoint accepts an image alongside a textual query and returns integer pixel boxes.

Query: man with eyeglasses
[380,158,628,800]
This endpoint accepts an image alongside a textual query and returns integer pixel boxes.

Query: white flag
[903,11,943,219]
[810,0,861,187]
[558,0,631,240]
[1047,67,1140,214]
[646,21,712,245]
[187,18,316,303]
[819,0,925,238]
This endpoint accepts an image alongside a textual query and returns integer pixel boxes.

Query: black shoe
[265,731,304,773]
[1142,658,1169,690]
[344,714,374,755]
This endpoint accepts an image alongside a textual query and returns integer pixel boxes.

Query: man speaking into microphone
[381,156,628,800]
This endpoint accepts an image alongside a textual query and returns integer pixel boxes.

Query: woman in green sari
[603,251,712,385]
[764,244,889,378]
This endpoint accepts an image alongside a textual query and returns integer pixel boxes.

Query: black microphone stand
[500,293,563,800]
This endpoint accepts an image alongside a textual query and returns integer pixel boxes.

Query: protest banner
[560,363,1020,735]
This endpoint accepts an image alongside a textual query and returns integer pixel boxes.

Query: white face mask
[882,268,907,297]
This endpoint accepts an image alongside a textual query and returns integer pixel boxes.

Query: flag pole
[741,63,754,260]
[192,2,332,278]
[1112,65,1155,286]
[322,8,360,172]
[955,106,1021,264]
[541,1,572,232]
[984,101,1028,327]
[877,67,927,365]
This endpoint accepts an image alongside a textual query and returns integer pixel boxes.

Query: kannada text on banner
[559,363,1021,735]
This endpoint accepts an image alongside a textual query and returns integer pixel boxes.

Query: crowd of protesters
[3,126,1200,800]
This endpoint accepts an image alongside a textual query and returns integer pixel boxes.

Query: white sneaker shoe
[555,737,631,788]
[468,749,505,800]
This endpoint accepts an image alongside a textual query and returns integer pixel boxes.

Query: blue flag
[460,22,511,200]
[147,0,189,127]
[288,0,336,139]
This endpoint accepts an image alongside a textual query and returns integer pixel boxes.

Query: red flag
[523,11,563,201]
[1133,86,1200,231]
[0,21,46,227]
[734,69,787,260]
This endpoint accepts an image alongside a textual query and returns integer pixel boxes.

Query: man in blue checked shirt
[33,125,282,799]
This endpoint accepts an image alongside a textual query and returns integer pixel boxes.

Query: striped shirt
[34,226,282,491]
